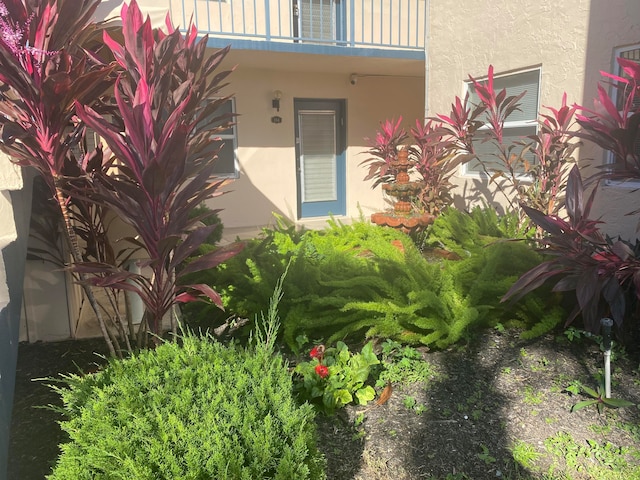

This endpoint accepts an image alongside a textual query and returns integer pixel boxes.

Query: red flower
[309,345,325,360]
[315,364,329,378]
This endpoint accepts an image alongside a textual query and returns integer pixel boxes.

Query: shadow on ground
[8,338,108,480]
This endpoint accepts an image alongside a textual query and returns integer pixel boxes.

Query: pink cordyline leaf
[469,65,496,108]
[543,92,576,128]
[602,58,640,85]
[175,292,200,303]
[178,284,224,308]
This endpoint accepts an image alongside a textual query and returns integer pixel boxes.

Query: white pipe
[601,317,614,399]
[423,0,430,119]
[604,349,611,399]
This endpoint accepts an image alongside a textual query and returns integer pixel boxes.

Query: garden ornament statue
[371,148,434,234]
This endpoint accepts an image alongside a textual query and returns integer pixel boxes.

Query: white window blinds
[299,111,337,203]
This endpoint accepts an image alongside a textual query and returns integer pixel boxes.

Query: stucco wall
[428,0,640,240]
[0,158,31,480]
[209,65,425,239]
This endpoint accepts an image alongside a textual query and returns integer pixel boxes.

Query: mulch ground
[8,330,640,479]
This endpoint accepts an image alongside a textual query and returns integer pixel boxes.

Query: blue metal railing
[170,0,426,52]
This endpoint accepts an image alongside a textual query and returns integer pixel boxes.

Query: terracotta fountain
[370,148,435,234]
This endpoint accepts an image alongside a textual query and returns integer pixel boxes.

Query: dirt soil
[8,330,640,479]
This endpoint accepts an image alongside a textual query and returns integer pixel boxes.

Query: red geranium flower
[315,364,329,378]
[309,344,325,360]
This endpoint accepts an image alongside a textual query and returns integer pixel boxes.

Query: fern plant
[184,210,566,350]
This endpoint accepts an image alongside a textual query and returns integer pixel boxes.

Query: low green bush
[48,333,325,479]
[180,214,304,332]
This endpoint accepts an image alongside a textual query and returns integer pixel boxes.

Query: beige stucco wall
[428,0,640,240]
[209,63,425,240]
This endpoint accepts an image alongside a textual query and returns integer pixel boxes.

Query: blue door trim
[294,99,346,218]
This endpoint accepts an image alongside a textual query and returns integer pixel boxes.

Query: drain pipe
[601,317,614,399]
[423,0,431,120]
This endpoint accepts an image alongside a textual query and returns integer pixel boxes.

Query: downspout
[424,0,431,120]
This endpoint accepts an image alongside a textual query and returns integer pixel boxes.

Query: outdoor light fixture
[271,90,283,124]
[272,90,282,112]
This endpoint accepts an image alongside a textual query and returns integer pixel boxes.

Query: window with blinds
[464,69,540,176]
[297,0,341,43]
[298,111,337,203]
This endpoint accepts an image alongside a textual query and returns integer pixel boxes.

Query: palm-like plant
[575,58,640,180]
[74,0,243,340]
[0,0,119,354]
[502,165,640,336]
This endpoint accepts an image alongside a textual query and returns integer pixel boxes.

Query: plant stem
[54,181,117,357]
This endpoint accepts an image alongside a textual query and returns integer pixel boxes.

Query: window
[204,98,238,178]
[611,45,640,173]
[294,0,344,44]
[614,44,640,111]
[68,127,99,165]
[463,69,540,176]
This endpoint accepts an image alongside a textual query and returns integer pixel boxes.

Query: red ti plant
[74,0,243,340]
[0,0,119,355]
[361,117,408,188]
[575,57,640,181]
[468,65,524,145]
[466,65,536,213]
[436,66,578,219]
[409,119,474,215]
[433,92,485,154]
[522,94,580,216]
[502,165,640,336]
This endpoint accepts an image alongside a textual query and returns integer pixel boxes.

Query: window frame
[209,97,239,179]
[460,67,542,180]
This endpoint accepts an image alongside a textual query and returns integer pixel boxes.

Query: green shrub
[423,205,532,257]
[183,209,566,350]
[188,202,224,248]
[180,214,304,333]
[281,221,479,349]
[448,239,565,335]
[48,333,325,479]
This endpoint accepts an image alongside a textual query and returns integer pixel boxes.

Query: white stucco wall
[428,0,640,240]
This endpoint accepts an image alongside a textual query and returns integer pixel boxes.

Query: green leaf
[361,342,380,366]
[333,389,353,408]
[323,390,336,411]
[580,384,599,399]
[602,398,635,408]
[571,399,597,412]
[565,383,582,396]
[337,343,350,364]
[355,386,376,405]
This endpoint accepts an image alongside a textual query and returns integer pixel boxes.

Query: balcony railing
[170,0,426,53]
